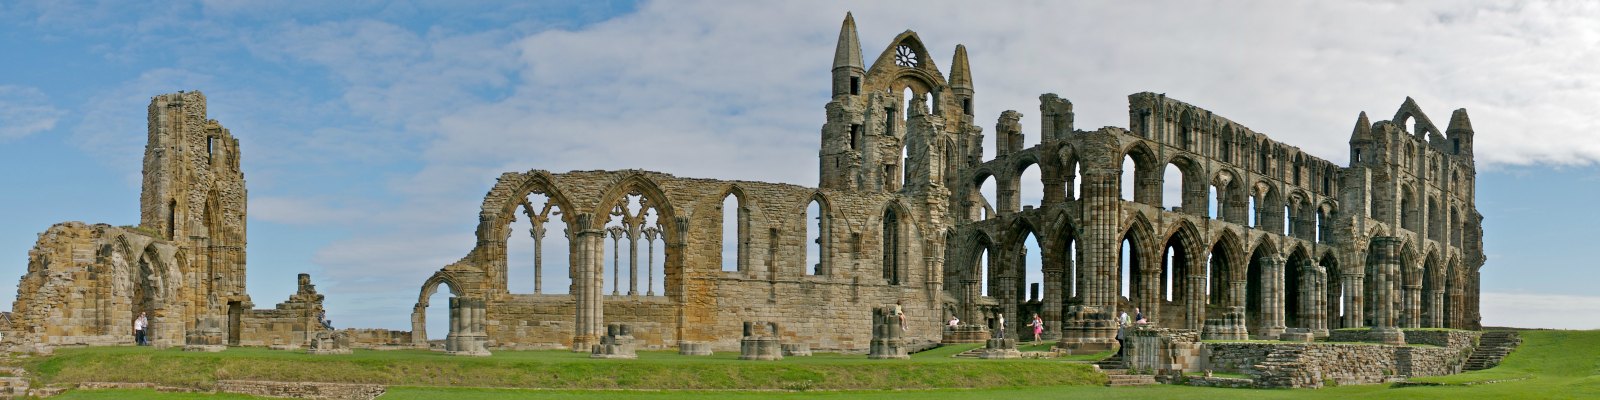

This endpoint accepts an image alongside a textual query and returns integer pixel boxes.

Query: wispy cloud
[0,85,63,141]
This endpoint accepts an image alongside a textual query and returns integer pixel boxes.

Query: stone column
[1138,262,1160,325]
[1042,260,1063,340]
[1185,274,1206,330]
[1403,269,1422,329]
[627,221,641,297]
[1056,162,1118,353]
[572,214,605,352]
[1304,263,1328,337]
[531,217,546,294]
[1342,271,1364,328]
[608,226,624,296]
[1440,291,1452,328]
[1260,255,1285,339]
[644,227,660,297]
[1367,236,1405,345]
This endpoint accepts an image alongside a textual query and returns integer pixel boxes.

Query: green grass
[36,330,1600,399]
[24,345,1102,391]
[51,388,268,399]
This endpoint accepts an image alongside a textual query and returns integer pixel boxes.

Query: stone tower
[819,12,983,199]
[138,91,251,313]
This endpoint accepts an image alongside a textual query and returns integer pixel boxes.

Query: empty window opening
[978,247,991,296]
[1024,233,1043,302]
[721,194,743,272]
[1208,185,1220,220]
[1162,163,1183,211]
[1248,196,1258,228]
[509,191,572,294]
[850,76,860,95]
[424,282,454,340]
[1121,156,1137,201]
[882,208,902,285]
[805,199,827,276]
[1283,205,1292,236]
[1020,163,1042,209]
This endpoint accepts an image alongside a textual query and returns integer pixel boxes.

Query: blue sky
[2,1,1599,334]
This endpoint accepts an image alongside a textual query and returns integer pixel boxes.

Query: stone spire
[1349,111,1371,143]
[833,12,864,74]
[1447,108,1474,158]
[949,44,972,91]
[831,12,865,97]
[1446,108,1473,134]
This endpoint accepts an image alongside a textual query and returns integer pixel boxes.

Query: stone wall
[235,274,324,348]
[419,168,944,352]
[1205,341,1471,388]
[215,380,384,400]
[8,223,188,348]
[1402,329,1478,348]
[342,329,413,348]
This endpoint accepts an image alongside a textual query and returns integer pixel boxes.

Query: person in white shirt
[133,312,148,346]
[947,316,960,328]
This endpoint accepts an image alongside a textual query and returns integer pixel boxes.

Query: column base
[1056,305,1117,355]
[1368,326,1407,346]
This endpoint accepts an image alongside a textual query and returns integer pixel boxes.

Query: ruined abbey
[6,13,1486,384]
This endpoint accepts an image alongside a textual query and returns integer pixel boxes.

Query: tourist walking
[133,312,148,346]
[1028,313,1044,344]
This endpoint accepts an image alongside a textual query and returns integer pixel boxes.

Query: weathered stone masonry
[412,14,1484,354]
[8,91,336,351]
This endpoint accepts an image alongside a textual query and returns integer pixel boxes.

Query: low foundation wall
[1204,342,1470,388]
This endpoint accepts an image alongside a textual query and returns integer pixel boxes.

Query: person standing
[1028,313,1044,344]
[133,312,148,346]
[996,313,1007,339]
[1116,310,1130,357]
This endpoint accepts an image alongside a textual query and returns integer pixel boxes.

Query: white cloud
[0,85,64,140]
[16,1,1600,329]
[1482,292,1600,330]
[305,0,1600,328]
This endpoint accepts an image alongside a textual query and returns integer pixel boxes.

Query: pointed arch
[802,192,834,276]
[1121,141,1160,205]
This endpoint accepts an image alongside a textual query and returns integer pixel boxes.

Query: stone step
[1106,374,1158,387]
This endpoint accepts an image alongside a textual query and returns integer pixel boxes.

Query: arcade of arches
[411,14,1484,354]
[5,17,1484,357]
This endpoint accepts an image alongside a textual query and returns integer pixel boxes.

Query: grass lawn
[32,330,1600,399]
[23,343,1101,392]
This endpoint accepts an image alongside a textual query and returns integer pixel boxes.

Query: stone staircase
[0,361,30,398]
[951,347,984,359]
[1093,354,1157,387]
[1464,331,1521,371]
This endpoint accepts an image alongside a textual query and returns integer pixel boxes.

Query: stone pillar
[1342,271,1364,328]
[1403,276,1422,329]
[1367,237,1405,345]
[572,214,605,352]
[1184,273,1205,330]
[1137,264,1160,325]
[1304,263,1328,337]
[1260,255,1285,339]
[644,226,660,297]
[627,222,641,297]
[531,220,545,294]
[608,226,624,296]
[1041,251,1063,340]
[1427,289,1445,328]
[1056,162,1118,353]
